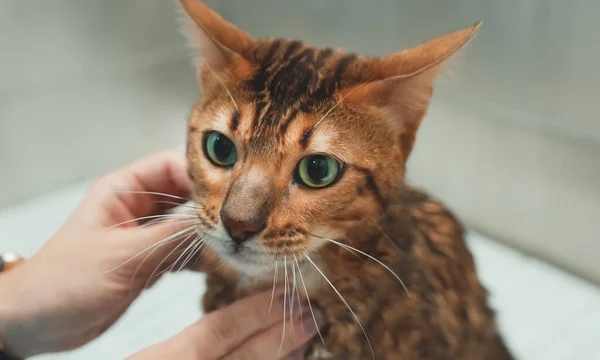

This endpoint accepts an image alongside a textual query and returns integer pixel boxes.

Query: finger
[115,149,191,217]
[223,308,324,360]
[94,150,192,220]
[173,291,292,359]
[284,344,311,360]
[119,219,200,277]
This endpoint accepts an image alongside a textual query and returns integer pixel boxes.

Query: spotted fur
[179,0,513,359]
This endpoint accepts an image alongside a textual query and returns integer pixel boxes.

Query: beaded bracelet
[0,253,23,274]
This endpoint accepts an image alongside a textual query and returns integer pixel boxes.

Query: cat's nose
[220,210,266,245]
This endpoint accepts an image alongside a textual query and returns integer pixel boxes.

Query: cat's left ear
[178,0,254,84]
[348,22,482,156]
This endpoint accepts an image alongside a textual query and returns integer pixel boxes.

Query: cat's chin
[209,247,276,278]
[216,247,311,279]
[201,229,309,277]
[224,252,269,276]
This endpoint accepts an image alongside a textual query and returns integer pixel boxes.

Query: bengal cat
[178,0,514,359]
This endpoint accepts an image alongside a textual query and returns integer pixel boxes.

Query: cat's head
[179,0,480,275]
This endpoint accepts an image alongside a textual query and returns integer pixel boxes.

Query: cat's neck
[236,252,328,295]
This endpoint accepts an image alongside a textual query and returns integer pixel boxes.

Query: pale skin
[0,151,322,359]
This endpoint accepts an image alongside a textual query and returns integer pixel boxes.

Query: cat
[178,0,514,359]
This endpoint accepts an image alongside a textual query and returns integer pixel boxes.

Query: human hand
[129,291,323,360]
[0,150,200,357]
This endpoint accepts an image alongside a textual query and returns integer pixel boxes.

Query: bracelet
[0,253,24,274]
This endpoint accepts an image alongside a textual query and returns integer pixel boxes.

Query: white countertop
[1,182,599,359]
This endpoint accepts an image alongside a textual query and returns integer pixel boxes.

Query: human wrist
[0,255,40,359]
[0,316,19,359]
[0,275,27,359]
[0,331,23,360]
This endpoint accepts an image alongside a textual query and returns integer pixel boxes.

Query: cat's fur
[179,0,514,359]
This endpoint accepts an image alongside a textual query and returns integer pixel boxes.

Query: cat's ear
[177,0,254,83]
[348,22,482,156]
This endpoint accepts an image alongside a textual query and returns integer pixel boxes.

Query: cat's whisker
[108,214,196,229]
[102,226,196,274]
[131,228,196,291]
[303,249,375,360]
[169,233,204,274]
[202,59,240,112]
[278,255,289,359]
[115,190,195,203]
[189,239,205,270]
[205,257,228,274]
[369,217,406,256]
[130,247,161,295]
[313,78,373,129]
[294,254,325,345]
[269,259,278,314]
[138,217,196,229]
[176,236,205,273]
[134,229,200,290]
[310,233,410,297]
[292,257,303,332]
[154,200,201,211]
[176,236,204,273]
[145,232,197,289]
[151,241,204,280]
[140,216,188,227]
[177,236,210,273]
[194,239,212,268]
[289,258,297,345]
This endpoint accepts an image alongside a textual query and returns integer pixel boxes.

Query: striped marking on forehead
[245,39,358,139]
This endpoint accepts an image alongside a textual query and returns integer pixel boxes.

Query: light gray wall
[1,1,599,283]
[0,0,198,207]
[209,0,600,283]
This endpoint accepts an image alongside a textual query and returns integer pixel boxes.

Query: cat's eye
[204,131,237,167]
[296,155,341,189]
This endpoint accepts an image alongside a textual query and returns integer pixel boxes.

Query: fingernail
[301,308,325,333]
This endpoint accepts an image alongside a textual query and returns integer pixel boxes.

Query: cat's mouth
[199,225,310,274]
[217,242,309,275]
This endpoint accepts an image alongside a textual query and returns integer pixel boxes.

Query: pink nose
[220,210,266,245]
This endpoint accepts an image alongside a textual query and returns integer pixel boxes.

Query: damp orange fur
[178,1,513,359]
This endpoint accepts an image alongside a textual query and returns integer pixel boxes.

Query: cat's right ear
[177,0,254,84]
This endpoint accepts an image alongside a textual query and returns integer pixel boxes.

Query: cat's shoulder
[399,185,459,218]
[396,185,480,290]
[398,184,466,242]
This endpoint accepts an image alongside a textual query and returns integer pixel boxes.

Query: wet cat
[178,0,514,359]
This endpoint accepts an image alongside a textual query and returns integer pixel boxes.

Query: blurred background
[1,0,599,359]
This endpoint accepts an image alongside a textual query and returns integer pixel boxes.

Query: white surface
[1,183,600,359]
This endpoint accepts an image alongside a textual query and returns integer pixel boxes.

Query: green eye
[204,131,237,167]
[296,155,341,189]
